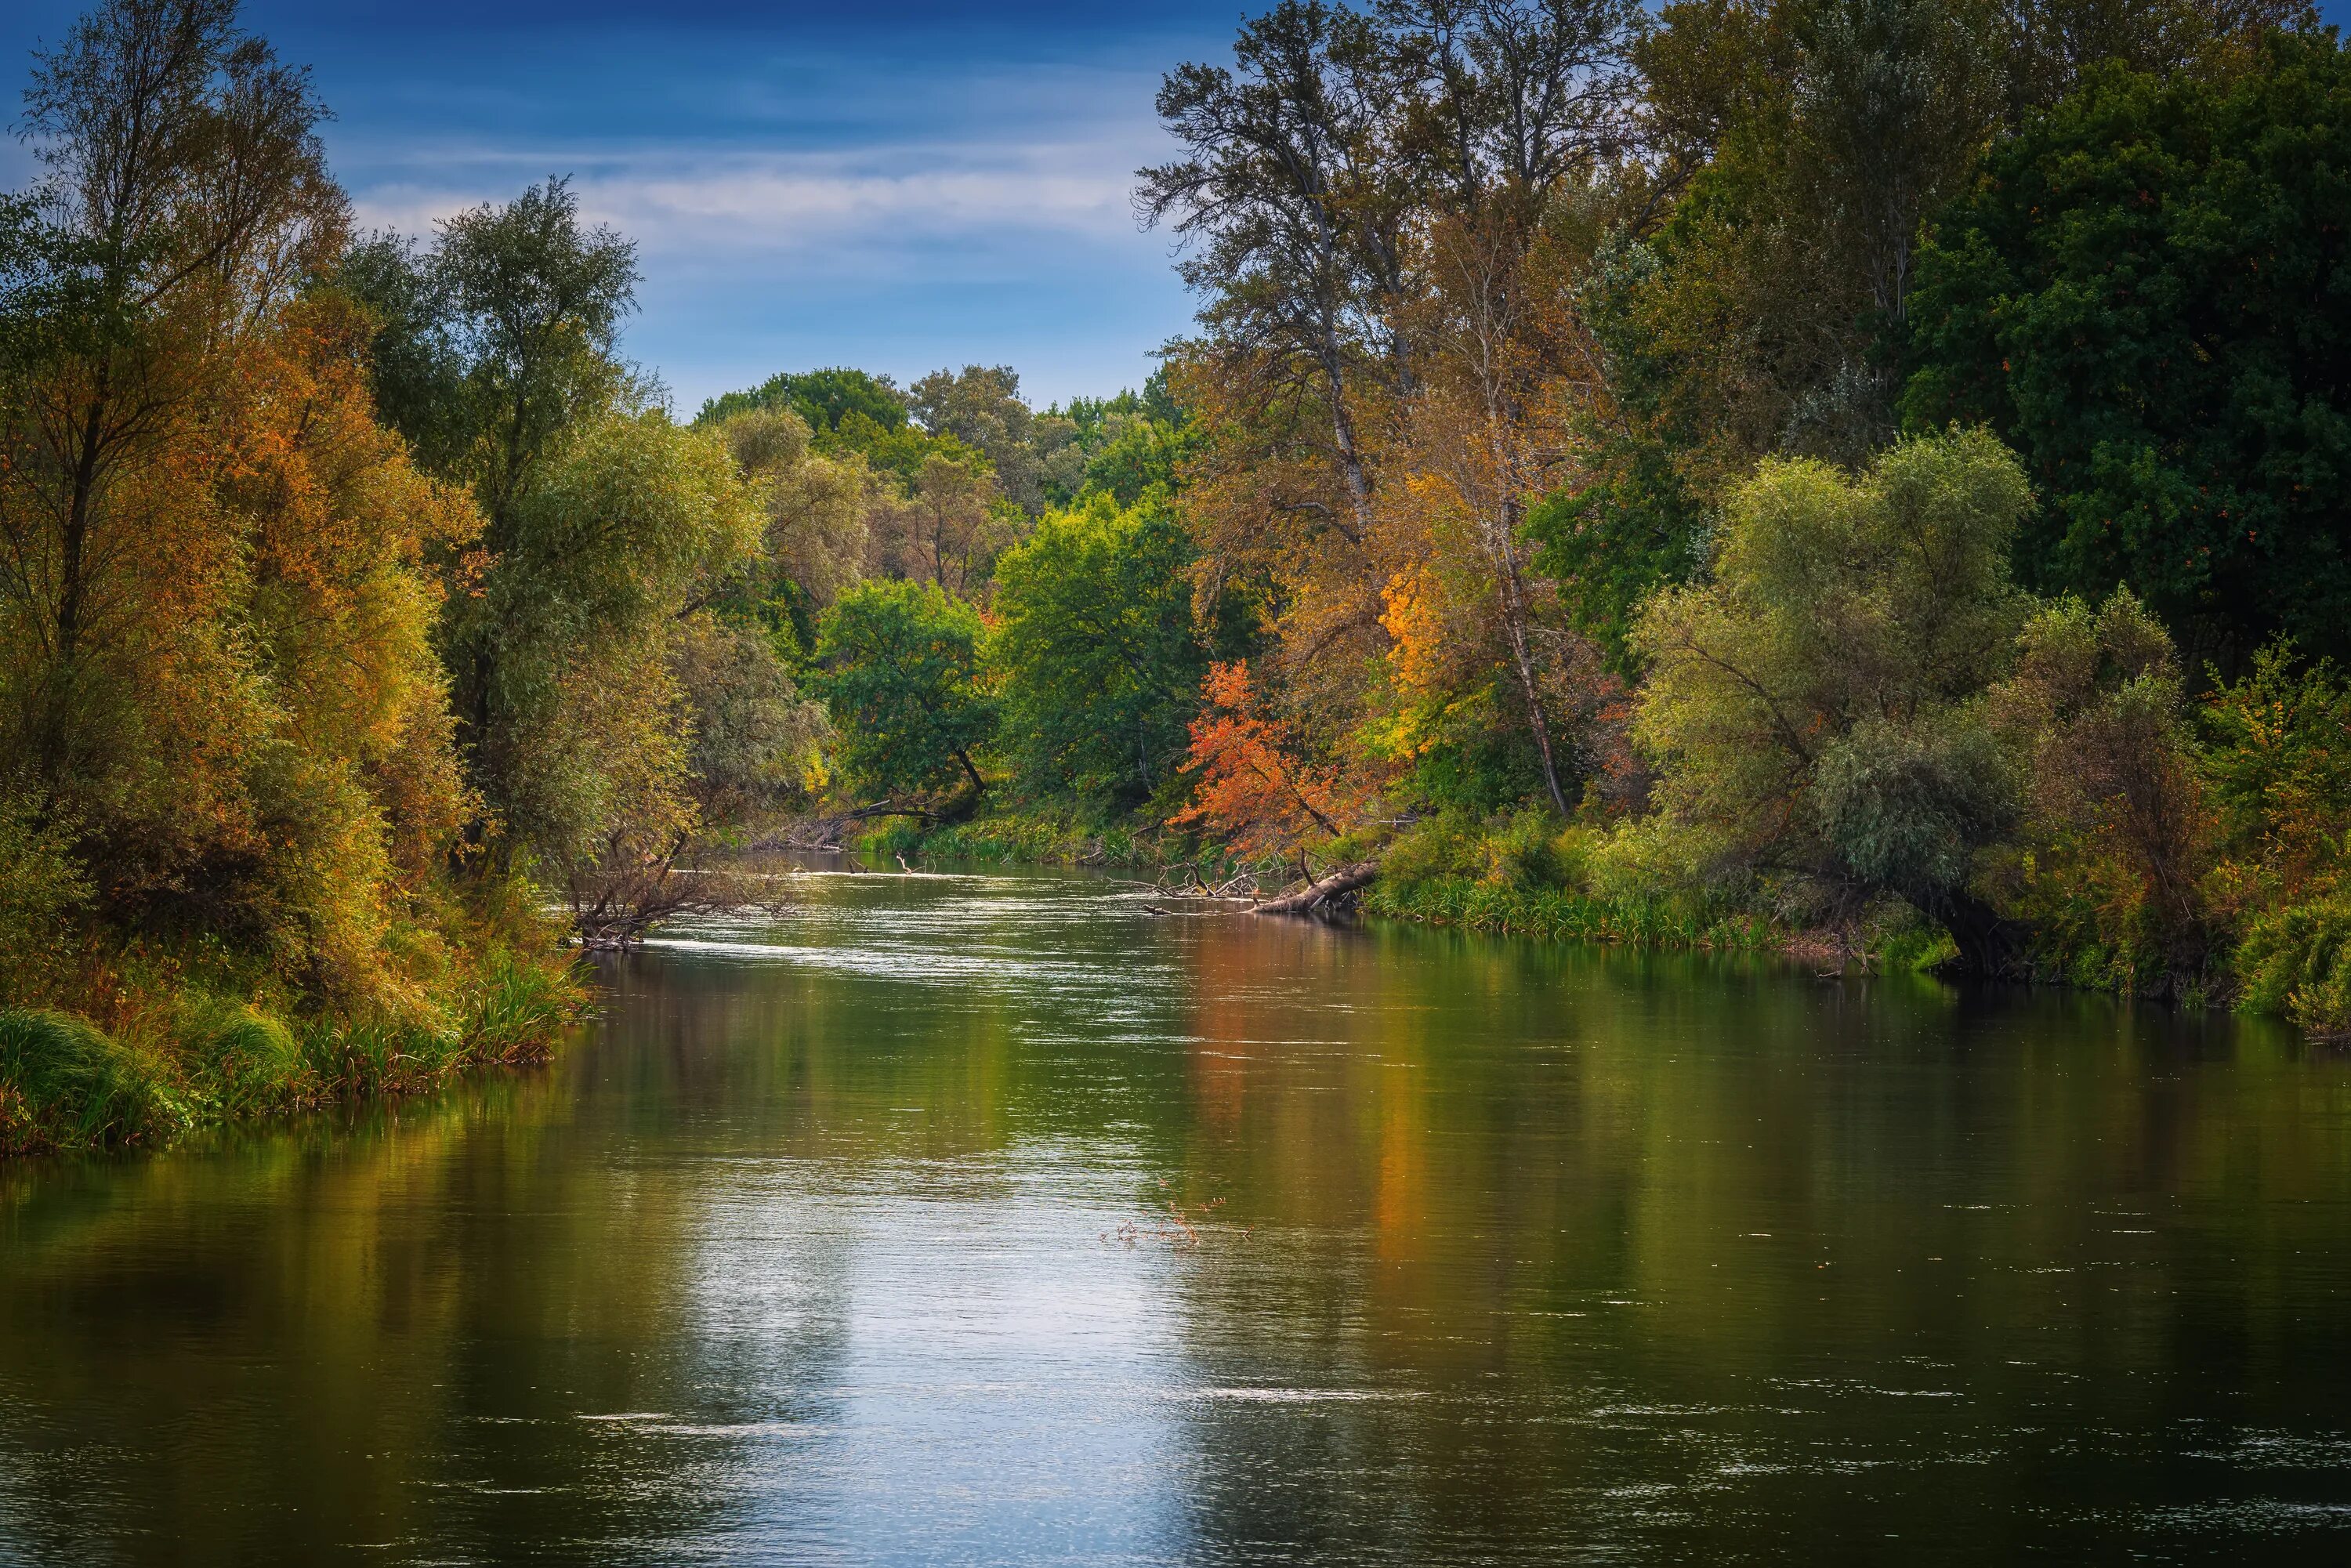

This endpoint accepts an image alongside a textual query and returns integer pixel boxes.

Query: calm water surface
[5,866,2351,1564]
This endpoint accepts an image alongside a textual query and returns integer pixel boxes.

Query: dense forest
[4,0,2349,1152]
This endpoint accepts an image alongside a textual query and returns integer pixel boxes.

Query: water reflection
[2,867,2349,1563]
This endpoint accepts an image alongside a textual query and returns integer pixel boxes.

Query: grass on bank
[0,883,583,1159]
[869,804,1266,876]
[862,793,2351,1036]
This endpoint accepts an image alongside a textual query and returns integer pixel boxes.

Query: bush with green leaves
[1631,428,2034,968]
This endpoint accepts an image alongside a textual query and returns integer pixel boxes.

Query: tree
[1999,0,2319,118]
[344,178,636,535]
[1067,408,1198,509]
[4,0,343,785]
[812,581,994,800]
[990,496,1208,808]
[1170,661,1355,856]
[1140,0,1415,543]
[1382,215,1617,817]
[338,179,663,860]
[473,411,759,867]
[865,449,1018,597]
[1146,0,1643,807]
[696,365,907,435]
[1982,588,2211,989]
[710,405,871,649]
[1631,429,2034,968]
[670,614,828,820]
[1382,0,1643,220]
[1904,33,2351,671]
[907,364,1070,516]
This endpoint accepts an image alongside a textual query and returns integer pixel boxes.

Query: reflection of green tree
[1159,917,2351,1555]
[0,1060,777,1559]
[6,871,2349,1560]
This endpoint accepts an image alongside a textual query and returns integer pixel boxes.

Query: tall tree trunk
[56,383,110,664]
[1321,364,1378,545]
[1498,570,1570,817]
[1487,485,1570,817]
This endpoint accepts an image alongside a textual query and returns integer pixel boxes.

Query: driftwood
[1154,863,1269,901]
[1251,860,1378,917]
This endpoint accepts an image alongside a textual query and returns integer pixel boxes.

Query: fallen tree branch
[1250,860,1378,917]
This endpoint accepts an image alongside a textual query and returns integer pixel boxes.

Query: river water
[4,866,2351,1564]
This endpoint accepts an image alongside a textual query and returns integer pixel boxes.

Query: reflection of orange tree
[1168,662,1353,858]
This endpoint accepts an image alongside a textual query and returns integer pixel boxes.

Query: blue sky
[5,2,2349,414]
[2,2,1249,412]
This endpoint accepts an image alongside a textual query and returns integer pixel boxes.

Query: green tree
[1632,429,2034,968]
[343,178,636,533]
[907,364,1070,516]
[339,179,673,863]
[695,365,907,436]
[478,411,761,867]
[1077,418,1198,508]
[989,496,1208,808]
[1904,33,2351,671]
[813,581,994,800]
[708,406,871,650]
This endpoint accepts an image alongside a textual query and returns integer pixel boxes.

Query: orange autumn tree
[1170,661,1355,859]
[0,1,498,1030]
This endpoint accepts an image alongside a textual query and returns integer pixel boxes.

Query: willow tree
[1632,429,2034,969]
[3,0,345,788]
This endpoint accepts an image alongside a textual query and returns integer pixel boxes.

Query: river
[3,865,2350,1564]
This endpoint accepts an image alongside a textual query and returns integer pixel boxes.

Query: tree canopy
[1904,31,2351,671]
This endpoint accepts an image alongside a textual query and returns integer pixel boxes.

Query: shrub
[0,790,90,997]
[2235,894,2351,1040]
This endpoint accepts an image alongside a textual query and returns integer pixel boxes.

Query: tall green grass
[876,806,1259,876]
[0,944,584,1158]
[0,1009,186,1153]
[1361,874,1787,953]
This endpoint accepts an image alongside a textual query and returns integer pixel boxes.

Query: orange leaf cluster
[1168,662,1349,856]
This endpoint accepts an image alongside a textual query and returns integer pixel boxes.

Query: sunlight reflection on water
[4,865,2351,1563]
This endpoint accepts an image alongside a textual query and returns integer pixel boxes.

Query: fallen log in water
[1250,861,1377,917]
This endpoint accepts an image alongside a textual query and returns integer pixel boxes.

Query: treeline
[0,0,1219,1152]
[5,0,2349,1157]
[801,0,2351,1041]
[1111,0,2351,1032]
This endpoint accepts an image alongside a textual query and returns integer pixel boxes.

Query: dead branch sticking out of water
[565,837,799,951]
[1154,864,1266,901]
[1102,1184,1239,1250]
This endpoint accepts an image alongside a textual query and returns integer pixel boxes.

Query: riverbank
[0,894,582,1159]
[867,806,1264,878]
[872,804,1939,969]
[875,804,2346,1034]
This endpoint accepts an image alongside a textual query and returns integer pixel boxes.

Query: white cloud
[350,139,1164,278]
